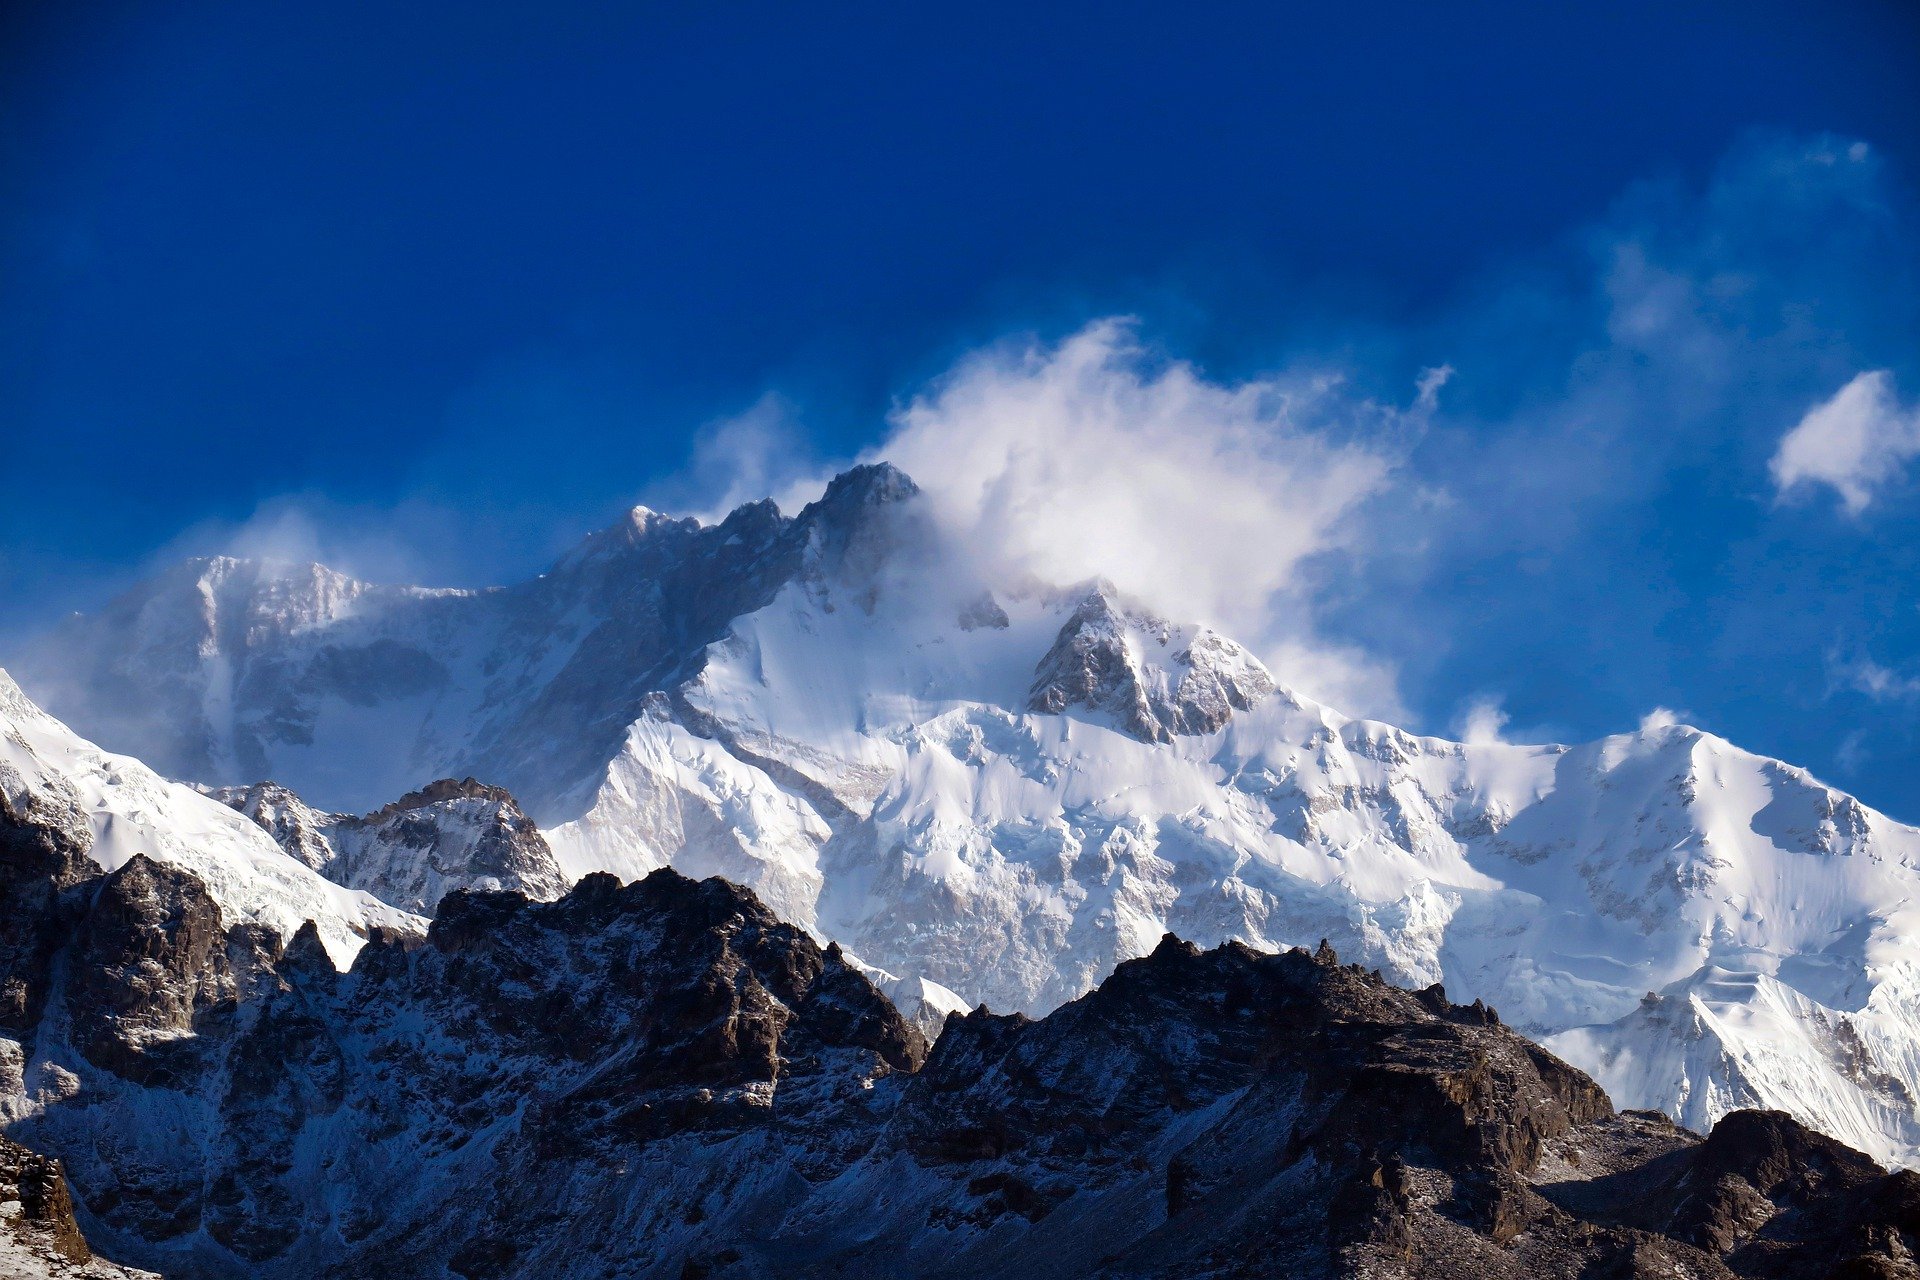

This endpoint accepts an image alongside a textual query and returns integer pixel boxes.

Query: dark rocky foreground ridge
[2,798,1917,1279]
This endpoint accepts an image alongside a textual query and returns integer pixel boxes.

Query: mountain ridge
[208,777,567,915]
[13,463,1920,1166]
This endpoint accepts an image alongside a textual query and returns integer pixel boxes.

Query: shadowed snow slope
[15,464,1920,1164]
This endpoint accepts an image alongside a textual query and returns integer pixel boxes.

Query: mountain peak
[214,776,567,916]
[555,503,703,572]
[1028,586,1275,741]
[11,772,1920,1277]
[0,666,46,722]
[169,553,361,593]
[812,461,920,511]
[23,459,1920,1173]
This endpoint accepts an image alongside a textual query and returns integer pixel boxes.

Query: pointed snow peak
[615,502,694,541]
[549,503,703,576]
[360,776,523,822]
[341,779,564,914]
[706,496,791,558]
[210,780,336,873]
[130,555,408,646]
[0,667,46,722]
[171,552,254,582]
[795,461,920,536]
[788,463,928,597]
[1029,588,1275,742]
[209,774,567,916]
[171,553,358,594]
[626,502,660,522]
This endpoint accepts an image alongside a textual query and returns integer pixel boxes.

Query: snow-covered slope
[0,670,420,965]
[645,553,1920,1164]
[16,464,1920,1164]
[211,778,567,915]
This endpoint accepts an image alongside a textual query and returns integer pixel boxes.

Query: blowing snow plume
[856,319,1415,718]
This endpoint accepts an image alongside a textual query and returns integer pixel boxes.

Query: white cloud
[50,132,1897,752]
[1836,656,1920,702]
[1454,695,1510,745]
[645,394,831,524]
[1260,639,1407,725]
[1835,729,1869,775]
[1638,706,1688,732]
[1414,365,1454,415]
[865,318,1410,718]
[1770,371,1920,514]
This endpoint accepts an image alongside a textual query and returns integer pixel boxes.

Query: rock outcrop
[24,466,1920,1167]
[1028,584,1276,742]
[214,777,567,914]
[0,1134,158,1278]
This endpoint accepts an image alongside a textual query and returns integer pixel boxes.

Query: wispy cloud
[867,318,1416,718]
[1454,695,1511,745]
[643,394,830,523]
[1833,654,1920,702]
[1771,370,1920,514]
[1639,706,1688,733]
[1413,365,1454,416]
[20,131,1913,768]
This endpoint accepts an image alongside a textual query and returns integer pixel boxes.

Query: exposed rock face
[1,668,420,969]
[0,805,925,1277]
[65,856,237,1088]
[213,777,567,914]
[1028,585,1276,742]
[0,1134,91,1266]
[207,783,332,873]
[0,771,97,1037]
[0,1134,158,1278]
[3,784,1917,1280]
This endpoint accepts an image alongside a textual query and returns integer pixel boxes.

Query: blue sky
[4,2,1920,816]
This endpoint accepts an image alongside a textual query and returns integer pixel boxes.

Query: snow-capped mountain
[209,777,567,915]
[0,670,420,966]
[16,464,1920,1165]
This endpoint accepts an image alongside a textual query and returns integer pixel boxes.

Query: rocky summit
[211,777,568,915]
[2,771,1914,1278]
